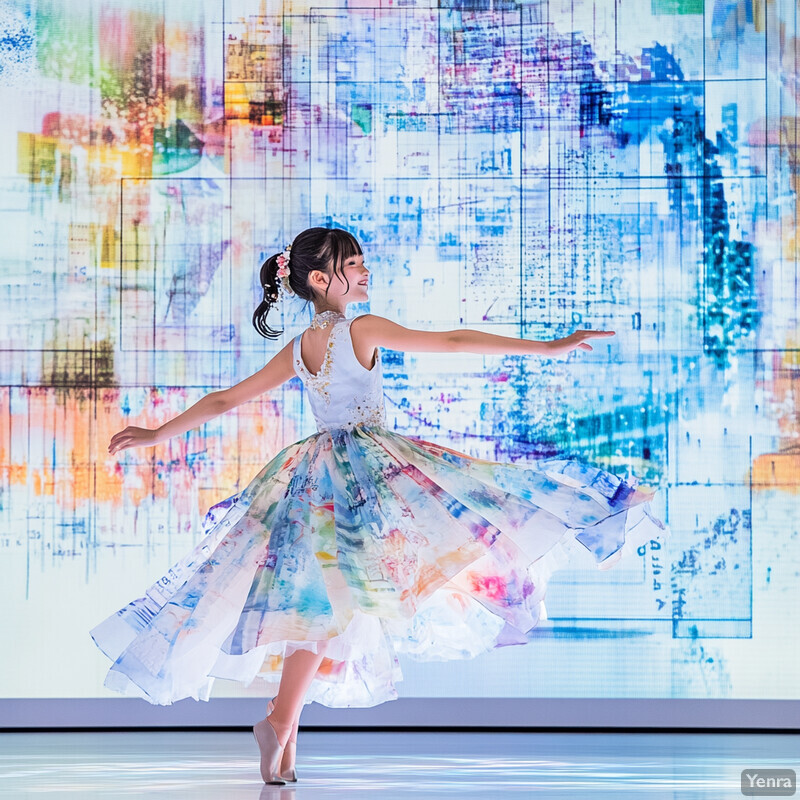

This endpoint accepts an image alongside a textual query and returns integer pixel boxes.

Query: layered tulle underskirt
[90,425,669,708]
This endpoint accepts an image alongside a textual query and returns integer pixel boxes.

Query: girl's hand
[557,329,616,355]
[108,426,161,455]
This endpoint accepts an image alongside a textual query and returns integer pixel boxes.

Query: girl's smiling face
[311,253,369,309]
[341,254,370,300]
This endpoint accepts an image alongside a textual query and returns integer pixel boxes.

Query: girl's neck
[309,307,346,331]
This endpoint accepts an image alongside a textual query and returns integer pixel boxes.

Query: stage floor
[0,730,797,798]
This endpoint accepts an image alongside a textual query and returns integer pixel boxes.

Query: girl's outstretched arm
[351,315,615,357]
[108,340,296,455]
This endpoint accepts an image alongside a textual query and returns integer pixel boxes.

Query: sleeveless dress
[90,315,669,708]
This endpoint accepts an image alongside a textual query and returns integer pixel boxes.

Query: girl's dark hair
[252,226,363,339]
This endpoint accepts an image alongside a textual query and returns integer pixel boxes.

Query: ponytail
[252,254,283,339]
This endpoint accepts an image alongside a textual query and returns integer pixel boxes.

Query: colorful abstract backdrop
[0,0,797,702]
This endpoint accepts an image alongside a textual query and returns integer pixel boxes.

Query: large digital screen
[1,0,797,706]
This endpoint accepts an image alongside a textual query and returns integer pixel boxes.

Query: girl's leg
[266,641,329,748]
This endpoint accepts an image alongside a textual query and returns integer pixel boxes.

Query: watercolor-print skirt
[90,426,669,708]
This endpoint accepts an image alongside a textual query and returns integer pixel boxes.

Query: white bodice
[292,316,386,432]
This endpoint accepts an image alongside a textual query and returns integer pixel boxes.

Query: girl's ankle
[266,714,294,748]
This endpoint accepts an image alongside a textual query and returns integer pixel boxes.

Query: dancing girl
[93,226,667,784]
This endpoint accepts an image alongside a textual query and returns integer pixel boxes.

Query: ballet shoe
[281,739,298,783]
[252,716,286,785]
[267,698,299,782]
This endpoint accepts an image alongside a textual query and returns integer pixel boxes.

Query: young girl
[92,226,668,785]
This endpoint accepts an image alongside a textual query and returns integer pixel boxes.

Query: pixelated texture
[0,0,797,701]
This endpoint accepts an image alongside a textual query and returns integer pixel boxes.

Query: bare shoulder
[350,313,458,354]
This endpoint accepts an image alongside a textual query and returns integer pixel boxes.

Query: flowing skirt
[90,425,669,708]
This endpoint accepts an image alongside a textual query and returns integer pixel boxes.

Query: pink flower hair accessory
[275,244,294,295]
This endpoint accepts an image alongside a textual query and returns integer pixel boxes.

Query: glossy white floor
[0,730,797,799]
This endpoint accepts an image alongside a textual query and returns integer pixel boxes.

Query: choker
[310,310,346,330]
